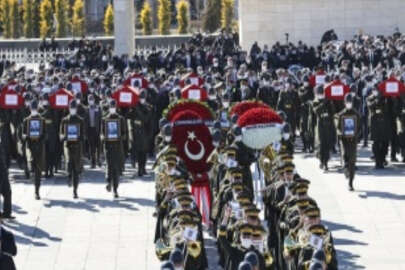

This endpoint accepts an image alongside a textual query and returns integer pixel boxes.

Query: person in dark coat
[128,90,152,177]
[277,81,300,139]
[311,86,336,171]
[0,221,17,270]
[101,100,127,198]
[336,93,361,191]
[22,100,46,200]
[0,140,13,219]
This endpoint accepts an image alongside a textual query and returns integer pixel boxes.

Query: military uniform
[128,102,152,176]
[101,108,127,197]
[277,89,300,138]
[22,112,46,200]
[59,110,86,198]
[336,105,361,190]
[40,104,59,177]
[0,226,17,270]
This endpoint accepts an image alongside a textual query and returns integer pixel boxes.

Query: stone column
[113,0,135,56]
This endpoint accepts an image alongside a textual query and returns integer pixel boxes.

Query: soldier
[86,94,102,168]
[336,93,361,191]
[0,139,14,219]
[0,217,17,270]
[277,80,300,139]
[22,100,46,200]
[367,88,392,169]
[59,100,86,199]
[128,90,152,177]
[39,93,59,178]
[398,94,405,162]
[298,82,314,153]
[101,100,127,198]
[256,73,278,108]
[311,86,336,171]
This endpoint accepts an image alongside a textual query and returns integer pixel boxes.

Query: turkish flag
[309,70,326,88]
[0,89,24,109]
[123,74,149,89]
[111,85,139,108]
[181,84,208,102]
[49,88,74,109]
[70,77,88,94]
[179,72,204,88]
[378,77,405,97]
[324,80,350,101]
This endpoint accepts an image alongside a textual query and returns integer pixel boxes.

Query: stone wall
[239,0,405,50]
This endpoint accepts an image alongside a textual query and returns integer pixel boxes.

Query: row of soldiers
[0,85,156,201]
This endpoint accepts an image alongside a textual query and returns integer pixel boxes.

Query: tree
[221,0,233,32]
[71,0,85,37]
[176,0,188,34]
[0,0,11,38]
[40,0,53,37]
[23,0,34,37]
[32,0,40,37]
[140,1,152,35]
[10,0,20,38]
[202,0,221,33]
[55,0,68,37]
[103,3,113,35]
[157,0,171,35]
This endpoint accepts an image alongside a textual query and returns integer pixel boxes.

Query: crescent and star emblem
[184,131,205,161]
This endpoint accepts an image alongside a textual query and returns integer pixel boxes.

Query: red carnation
[166,100,214,122]
[230,101,270,117]
[172,109,202,122]
[238,107,283,127]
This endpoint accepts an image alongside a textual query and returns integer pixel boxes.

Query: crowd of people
[0,29,404,270]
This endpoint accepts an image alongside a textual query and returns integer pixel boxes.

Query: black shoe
[45,172,50,178]
[1,212,16,220]
[383,160,388,166]
[319,163,324,170]
[25,170,30,179]
[68,177,72,187]
[348,185,354,191]
[114,192,119,198]
[35,193,40,200]
[106,184,111,192]
[73,192,78,199]
[324,163,329,171]
[91,164,96,169]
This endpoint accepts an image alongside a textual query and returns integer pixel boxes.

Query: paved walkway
[2,146,405,269]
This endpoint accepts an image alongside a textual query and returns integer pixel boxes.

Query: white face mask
[317,94,325,100]
[263,80,270,86]
[241,238,252,249]
[109,108,116,114]
[164,136,171,143]
[209,94,216,101]
[212,141,219,148]
[88,100,95,105]
[70,108,77,115]
[140,98,146,104]
[31,110,38,116]
[283,133,290,140]
[25,101,31,107]
[223,102,229,108]
[174,267,184,270]
[214,62,219,67]
[234,135,242,142]
[41,100,49,106]
[252,239,264,253]
[76,99,81,105]
[346,103,353,109]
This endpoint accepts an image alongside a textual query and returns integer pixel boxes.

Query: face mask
[174,267,184,270]
[88,100,95,105]
[346,103,353,109]
[262,66,267,71]
[109,108,116,114]
[226,158,237,168]
[263,80,270,86]
[25,101,31,107]
[76,99,81,105]
[209,94,216,101]
[252,239,264,253]
[223,102,229,108]
[317,94,325,100]
[214,62,218,67]
[198,69,203,75]
[164,136,171,143]
[372,90,378,96]
[42,101,49,107]
[31,110,38,116]
[212,141,219,148]
[283,133,290,140]
[241,238,252,249]
[70,108,77,115]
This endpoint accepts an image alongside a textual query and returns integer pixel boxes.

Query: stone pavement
[2,146,405,270]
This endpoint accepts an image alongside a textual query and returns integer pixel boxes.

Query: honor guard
[22,100,46,200]
[59,100,86,199]
[101,99,127,198]
[336,93,361,191]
